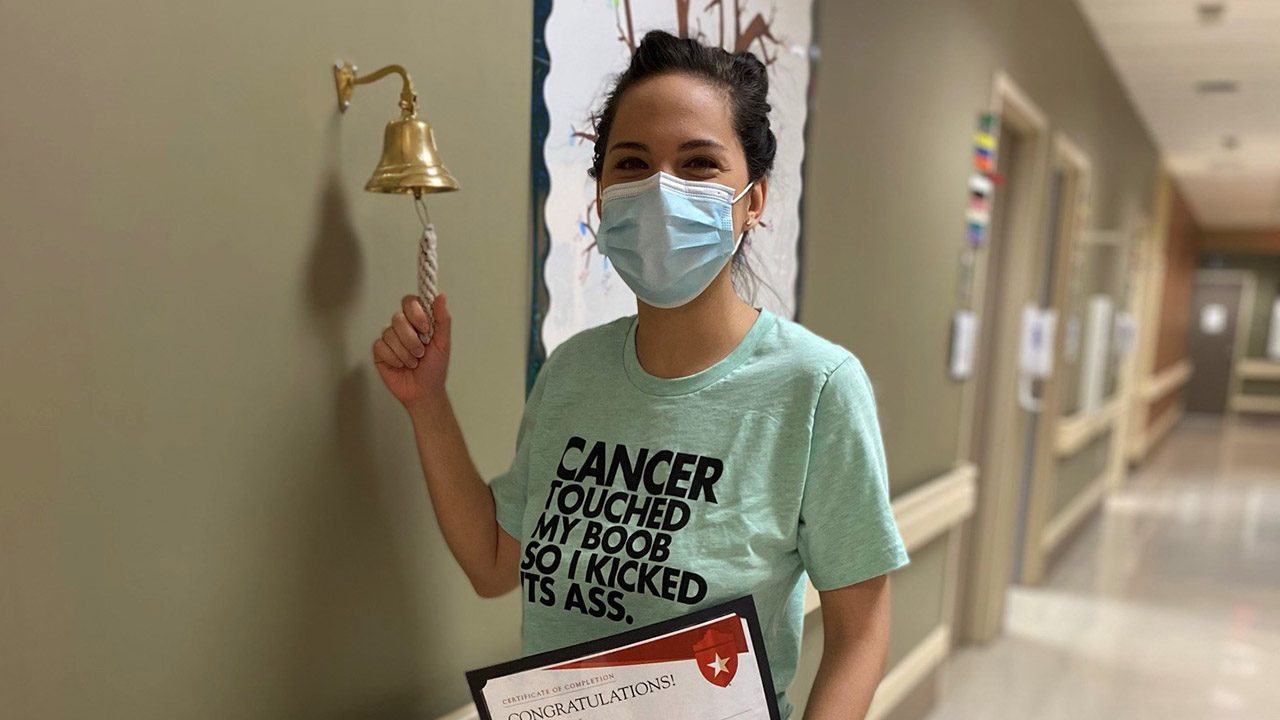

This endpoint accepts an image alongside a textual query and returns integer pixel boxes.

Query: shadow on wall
[275,120,429,718]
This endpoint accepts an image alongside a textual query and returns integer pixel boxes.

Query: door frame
[1126,170,1175,461]
[1193,269,1257,412]
[1108,220,1149,490]
[1017,132,1093,586]
[955,71,1050,644]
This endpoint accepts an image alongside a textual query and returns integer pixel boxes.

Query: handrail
[1055,397,1120,457]
[1237,358,1280,382]
[1142,358,1193,402]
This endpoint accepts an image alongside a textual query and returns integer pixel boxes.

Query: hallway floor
[927,415,1280,720]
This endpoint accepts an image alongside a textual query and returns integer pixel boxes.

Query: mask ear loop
[730,181,756,254]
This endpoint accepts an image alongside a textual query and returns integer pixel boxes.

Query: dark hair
[589,30,779,303]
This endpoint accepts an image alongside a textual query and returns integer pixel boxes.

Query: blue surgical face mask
[596,171,754,308]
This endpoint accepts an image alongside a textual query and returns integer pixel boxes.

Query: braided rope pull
[413,195,439,346]
[418,223,439,345]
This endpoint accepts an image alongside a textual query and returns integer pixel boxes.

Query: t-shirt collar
[622,307,777,397]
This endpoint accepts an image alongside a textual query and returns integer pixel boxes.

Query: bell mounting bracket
[333,61,418,117]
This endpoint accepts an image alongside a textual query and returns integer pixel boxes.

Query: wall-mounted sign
[1269,298,1280,360]
[950,310,977,380]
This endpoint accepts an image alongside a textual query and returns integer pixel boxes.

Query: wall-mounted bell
[334,60,459,344]
[334,61,459,197]
[366,115,459,195]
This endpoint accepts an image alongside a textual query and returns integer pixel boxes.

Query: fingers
[372,338,403,368]
[382,326,417,368]
[401,294,432,337]
[392,312,425,359]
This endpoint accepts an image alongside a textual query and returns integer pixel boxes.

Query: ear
[744,177,768,231]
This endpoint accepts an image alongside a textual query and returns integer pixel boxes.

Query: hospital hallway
[927,416,1280,720]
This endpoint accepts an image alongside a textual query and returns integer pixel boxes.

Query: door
[957,73,1052,644]
[1185,279,1243,413]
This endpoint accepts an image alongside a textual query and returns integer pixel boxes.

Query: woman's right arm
[372,293,521,598]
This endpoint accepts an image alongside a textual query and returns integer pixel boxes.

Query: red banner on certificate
[466,595,779,720]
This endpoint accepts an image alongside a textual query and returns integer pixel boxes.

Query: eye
[685,156,720,170]
[615,156,648,171]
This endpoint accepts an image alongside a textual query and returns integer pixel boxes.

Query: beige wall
[803,0,1156,490]
[3,1,1160,718]
[2,2,532,717]
[799,0,1156,690]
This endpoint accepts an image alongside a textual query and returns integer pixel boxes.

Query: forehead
[609,73,740,151]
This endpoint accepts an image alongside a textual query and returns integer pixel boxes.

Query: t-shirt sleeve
[488,355,552,540]
[797,356,909,591]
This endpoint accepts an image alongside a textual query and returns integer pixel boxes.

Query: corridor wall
[794,0,1158,714]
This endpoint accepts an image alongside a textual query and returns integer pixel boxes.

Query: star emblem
[706,652,730,677]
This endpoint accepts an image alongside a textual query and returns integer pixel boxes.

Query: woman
[372,30,908,720]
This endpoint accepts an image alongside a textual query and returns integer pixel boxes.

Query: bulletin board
[526,0,817,390]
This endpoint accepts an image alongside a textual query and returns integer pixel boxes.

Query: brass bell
[334,60,459,345]
[333,61,459,196]
[365,115,459,195]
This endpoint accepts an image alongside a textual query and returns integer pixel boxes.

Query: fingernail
[412,347,424,358]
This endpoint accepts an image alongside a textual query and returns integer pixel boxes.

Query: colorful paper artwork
[966,113,1001,248]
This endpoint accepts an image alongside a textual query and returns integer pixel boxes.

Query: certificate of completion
[466,595,779,720]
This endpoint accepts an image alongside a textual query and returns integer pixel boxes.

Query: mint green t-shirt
[489,307,909,719]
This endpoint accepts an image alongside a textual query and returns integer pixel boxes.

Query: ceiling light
[1196,79,1239,94]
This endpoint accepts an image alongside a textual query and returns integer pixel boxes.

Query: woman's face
[596,73,766,241]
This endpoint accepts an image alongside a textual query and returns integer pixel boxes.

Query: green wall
[801,0,1155,495]
[1054,433,1110,518]
[799,0,1156,698]
[1,2,532,717]
[2,1,1160,718]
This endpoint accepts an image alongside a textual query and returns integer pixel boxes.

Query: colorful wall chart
[527,0,816,388]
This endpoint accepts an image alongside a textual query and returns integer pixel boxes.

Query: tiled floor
[927,414,1280,720]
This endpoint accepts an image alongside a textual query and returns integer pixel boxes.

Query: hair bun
[588,30,777,183]
[732,50,767,76]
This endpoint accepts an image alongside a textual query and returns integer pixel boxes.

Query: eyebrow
[606,138,728,154]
